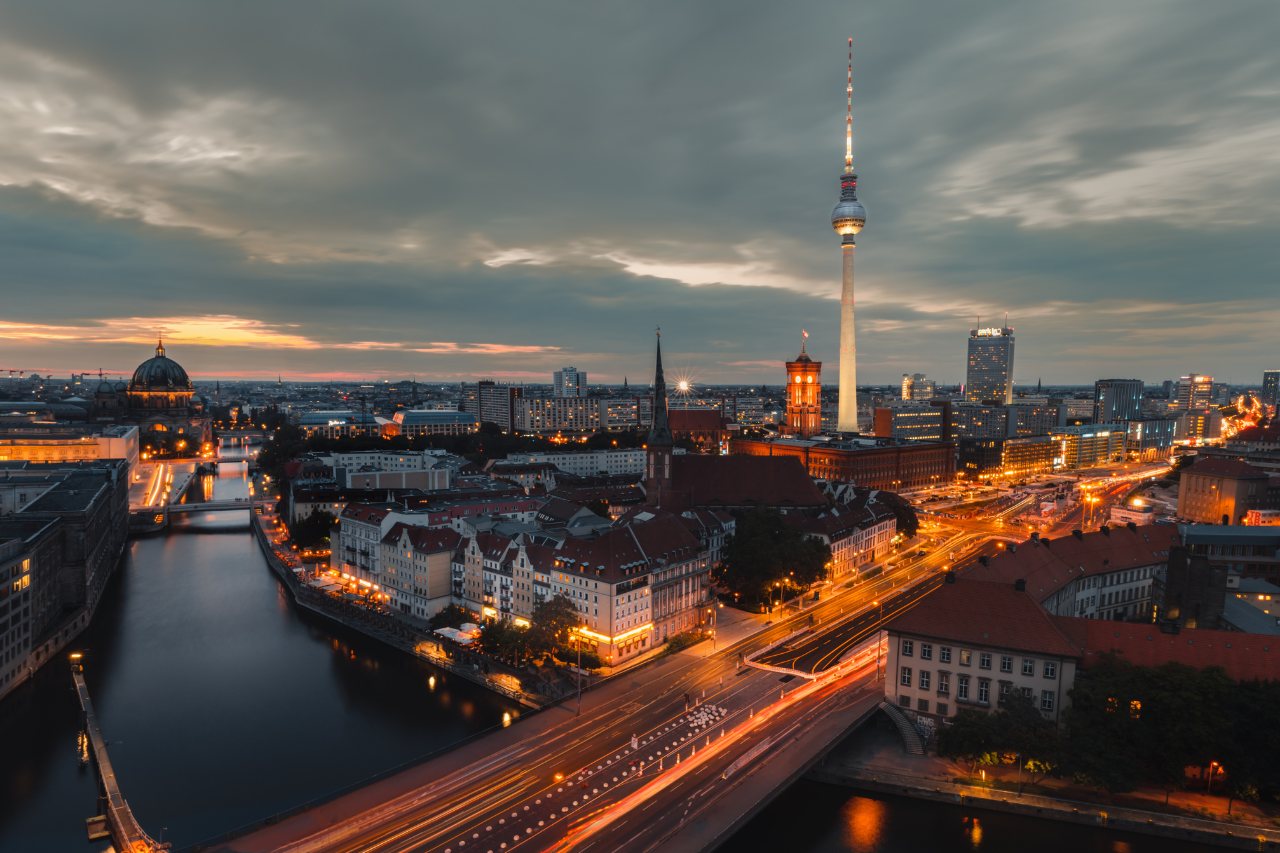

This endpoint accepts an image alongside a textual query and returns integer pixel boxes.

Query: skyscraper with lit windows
[965,326,1015,404]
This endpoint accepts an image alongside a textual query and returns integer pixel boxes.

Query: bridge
[183,559,960,853]
[73,658,164,853]
[167,499,256,514]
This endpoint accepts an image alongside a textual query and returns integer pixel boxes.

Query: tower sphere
[832,173,866,237]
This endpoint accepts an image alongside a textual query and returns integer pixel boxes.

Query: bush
[659,631,704,657]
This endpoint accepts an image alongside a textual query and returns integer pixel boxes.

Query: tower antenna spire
[845,38,854,173]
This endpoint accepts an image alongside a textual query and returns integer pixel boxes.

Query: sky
[0,1,1277,388]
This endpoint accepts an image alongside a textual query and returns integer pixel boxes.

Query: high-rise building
[1263,370,1280,407]
[1176,374,1214,411]
[786,336,822,438]
[553,367,585,398]
[1093,378,1144,424]
[965,326,1015,405]
[831,39,866,433]
[901,373,936,401]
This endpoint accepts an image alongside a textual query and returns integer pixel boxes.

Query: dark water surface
[0,457,521,852]
[731,779,1221,852]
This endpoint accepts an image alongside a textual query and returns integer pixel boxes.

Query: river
[0,447,1218,853]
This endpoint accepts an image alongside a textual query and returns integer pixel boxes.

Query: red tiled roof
[1232,425,1280,442]
[962,525,1180,602]
[669,409,730,432]
[1077,621,1280,682]
[382,522,462,554]
[886,577,1083,659]
[669,455,827,510]
[1188,457,1268,479]
[341,503,390,523]
[553,515,701,582]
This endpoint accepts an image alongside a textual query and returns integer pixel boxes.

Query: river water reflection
[0,448,521,852]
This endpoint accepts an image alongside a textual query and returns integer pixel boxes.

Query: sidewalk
[813,723,1280,846]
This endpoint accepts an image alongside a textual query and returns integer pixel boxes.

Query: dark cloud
[0,0,1276,385]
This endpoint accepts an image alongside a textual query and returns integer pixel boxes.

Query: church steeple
[645,328,673,506]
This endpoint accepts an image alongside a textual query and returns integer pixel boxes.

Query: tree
[1000,692,1062,784]
[936,709,1004,777]
[582,499,612,519]
[714,508,831,607]
[429,604,476,630]
[478,619,532,662]
[291,506,337,549]
[529,593,581,654]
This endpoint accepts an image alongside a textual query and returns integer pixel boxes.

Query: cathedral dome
[130,341,192,390]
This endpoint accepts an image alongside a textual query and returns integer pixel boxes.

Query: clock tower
[786,333,822,438]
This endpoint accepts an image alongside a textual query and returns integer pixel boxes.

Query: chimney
[1031,531,1040,543]
[1009,543,1017,554]
[1126,521,1136,532]
[1015,578,1026,592]
[979,555,990,566]
[1101,524,1110,536]
[1072,529,1083,540]
[1042,537,1052,548]
[945,570,955,584]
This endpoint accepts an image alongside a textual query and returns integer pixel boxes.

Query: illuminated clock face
[794,375,803,383]
[807,376,814,384]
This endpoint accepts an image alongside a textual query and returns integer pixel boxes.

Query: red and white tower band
[831,38,867,434]
[786,331,822,438]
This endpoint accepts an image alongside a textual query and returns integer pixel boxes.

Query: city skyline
[0,3,1277,385]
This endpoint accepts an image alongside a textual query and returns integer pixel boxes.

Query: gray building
[965,326,1015,405]
[1263,370,1280,407]
[1093,379,1144,424]
[553,367,586,398]
[1125,418,1177,462]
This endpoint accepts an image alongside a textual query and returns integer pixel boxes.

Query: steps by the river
[879,699,926,754]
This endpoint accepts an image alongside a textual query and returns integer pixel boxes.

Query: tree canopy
[713,507,831,607]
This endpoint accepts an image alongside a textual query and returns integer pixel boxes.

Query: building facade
[553,367,586,398]
[1177,458,1270,525]
[1093,379,1145,425]
[1176,374,1215,411]
[785,342,822,438]
[731,436,955,492]
[965,327,1015,405]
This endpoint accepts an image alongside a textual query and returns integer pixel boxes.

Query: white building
[554,367,586,398]
[505,448,646,477]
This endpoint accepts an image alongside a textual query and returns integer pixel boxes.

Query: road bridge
[167,499,255,514]
[72,658,164,853]
[188,564,950,853]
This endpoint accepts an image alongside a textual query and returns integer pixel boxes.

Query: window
[900,666,912,686]
[940,646,951,663]
[979,652,992,670]
[1022,658,1035,676]
[959,650,972,666]
[917,698,929,712]
[901,639,914,657]
[938,673,950,694]
[919,671,931,690]
[1000,655,1013,673]
[1021,686,1033,699]
[919,643,932,660]
[957,675,970,700]
[978,681,990,704]
[898,695,911,707]
[1041,690,1055,712]
[1044,661,1057,679]
[937,703,949,716]
[999,683,1011,703]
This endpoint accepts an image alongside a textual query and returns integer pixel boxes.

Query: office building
[1049,426,1125,470]
[1174,409,1222,442]
[965,326,1015,405]
[901,374,936,401]
[874,405,948,442]
[1263,370,1280,407]
[553,367,585,398]
[477,382,523,433]
[1125,418,1177,462]
[1176,458,1269,525]
[1093,379,1144,424]
[1176,374,1214,411]
[384,410,477,438]
[731,435,955,492]
[0,425,139,480]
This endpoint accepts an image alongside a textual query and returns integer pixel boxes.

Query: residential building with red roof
[886,575,1280,731]
[379,524,462,619]
[962,524,1180,622]
[783,501,897,578]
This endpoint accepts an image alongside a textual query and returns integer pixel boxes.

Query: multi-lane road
[218,553,958,853]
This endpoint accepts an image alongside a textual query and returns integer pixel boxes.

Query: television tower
[832,38,866,433]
